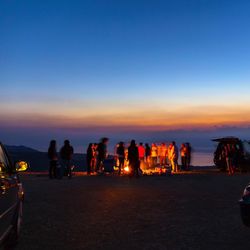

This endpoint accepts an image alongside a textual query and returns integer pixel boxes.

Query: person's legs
[52,160,57,178]
[181,157,185,170]
[90,158,95,173]
[96,158,101,172]
[87,159,91,175]
[118,157,124,175]
[175,159,179,172]
[226,158,232,175]
[170,159,174,172]
[172,158,178,172]
[66,160,72,178]
[49,160,53,178]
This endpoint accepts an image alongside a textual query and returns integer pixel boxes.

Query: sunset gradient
[1,0,250,150]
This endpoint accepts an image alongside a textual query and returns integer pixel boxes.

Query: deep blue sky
[1,0,250,151]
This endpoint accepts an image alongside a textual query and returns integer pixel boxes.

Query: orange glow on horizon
[1,103,250,130]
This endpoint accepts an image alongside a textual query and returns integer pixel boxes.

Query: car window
[0,145,10,173]
[243,141,250,155]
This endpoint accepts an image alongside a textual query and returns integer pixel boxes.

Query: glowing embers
[124,166,130,172]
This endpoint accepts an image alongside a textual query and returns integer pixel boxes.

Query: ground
[15,172,250,250]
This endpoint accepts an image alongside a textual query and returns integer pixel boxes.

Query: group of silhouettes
[48,138,192,178]
[86,139,192,176]
[48,139,74,179]
[216,143,241,175]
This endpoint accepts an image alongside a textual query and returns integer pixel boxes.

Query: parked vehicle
[0,142,28,247]
[239,183,250,227]
[212,137,250,172]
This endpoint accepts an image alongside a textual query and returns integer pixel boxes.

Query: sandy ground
[14,172,250,250]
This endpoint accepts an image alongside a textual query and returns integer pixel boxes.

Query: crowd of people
[48,138,192,178]
[115,141,192,174]
[215,142,241,175]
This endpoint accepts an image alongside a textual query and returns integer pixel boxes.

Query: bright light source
[124,166,130,172]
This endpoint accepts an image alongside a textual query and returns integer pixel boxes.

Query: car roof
[211,137,241,143]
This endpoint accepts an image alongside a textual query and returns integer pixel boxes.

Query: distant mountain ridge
[5,145,39,153]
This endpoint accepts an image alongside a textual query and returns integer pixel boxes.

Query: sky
[1,0,250,152]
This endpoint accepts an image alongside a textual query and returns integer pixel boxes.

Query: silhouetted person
[138,143,145,161]
[151,143,158,167]
[86,143,94,175]
[145,143,151,163]
[128,140,139,178]
[116,141,125,175]
[92,143,98,172]
[186,142,192,169]
[96,137,109,173]
[159,143,167,166]
[48,140,58,179]
[180,143,187,170]
[169,141,178,172]
[224,143,234,175]
[60,140,74,178]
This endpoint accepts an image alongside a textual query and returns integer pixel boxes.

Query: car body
[0,142,28,247]
[212,137,250,172]
[239,183,250,227]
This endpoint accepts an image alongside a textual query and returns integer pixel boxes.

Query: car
[239,183,250,227]
[0,142,28,248]
[212,137,250,172]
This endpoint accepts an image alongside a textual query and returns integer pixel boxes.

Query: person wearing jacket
[60,139,74,178]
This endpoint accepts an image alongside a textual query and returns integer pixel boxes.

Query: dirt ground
[14,172,250,250]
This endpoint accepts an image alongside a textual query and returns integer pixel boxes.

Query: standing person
[138,143,145,162]
[86,143,94,175]
[92,143,98,172]
[60,140,74,179]
[96,137,109,174]
[151,143,158,167]
[116,142,125,175]
[167,143,172,166]
[145,143,151,164]
[159,143,167,166]
[224,143,234,175]
[48,140,58,179]
[170,141,179,172]
[180,143,187,170]
[128,140,140,178]
[185,143,192,170]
